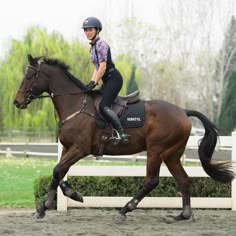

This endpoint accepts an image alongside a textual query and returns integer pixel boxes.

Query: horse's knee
[53,164,63,180]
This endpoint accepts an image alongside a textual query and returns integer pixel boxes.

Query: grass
[0,155,198,208]
[0,156,145,208]
[0,156,56,208]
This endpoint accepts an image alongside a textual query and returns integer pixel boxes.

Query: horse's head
[14,54,88,110]
[14,54,48,109]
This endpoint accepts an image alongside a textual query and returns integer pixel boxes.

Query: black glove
[85,81,96,91]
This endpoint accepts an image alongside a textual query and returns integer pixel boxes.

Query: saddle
[94,90,140,122]
[93,90,145,155]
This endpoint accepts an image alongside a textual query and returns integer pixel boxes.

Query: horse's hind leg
[164,155,192,220]
[116,151,162,222]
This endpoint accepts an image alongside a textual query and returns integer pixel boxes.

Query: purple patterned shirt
[90,37,114,70]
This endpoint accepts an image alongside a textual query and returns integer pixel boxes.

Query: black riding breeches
[99,69,123,110]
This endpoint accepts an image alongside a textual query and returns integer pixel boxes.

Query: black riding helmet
[82,17,102,32]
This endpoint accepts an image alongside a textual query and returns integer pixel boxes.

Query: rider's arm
[91,61,107,85]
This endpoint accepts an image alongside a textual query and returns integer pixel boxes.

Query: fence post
[6,148,12,157]
[232,131,236,210]
[57,139,68,211]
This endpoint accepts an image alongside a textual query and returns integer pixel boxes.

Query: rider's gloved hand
[85,81,96,91]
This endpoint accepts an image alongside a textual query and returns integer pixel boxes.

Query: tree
[0,26,93,134]
[215,16,236,134]
[126,64,138,94]
[0,26,138,137]
[217,70,236,134]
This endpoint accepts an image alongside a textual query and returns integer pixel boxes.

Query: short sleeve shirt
[90,37,114,70]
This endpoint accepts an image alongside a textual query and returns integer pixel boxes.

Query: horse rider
[82,16,129,144]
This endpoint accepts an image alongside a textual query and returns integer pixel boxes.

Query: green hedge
[34,176,231,209]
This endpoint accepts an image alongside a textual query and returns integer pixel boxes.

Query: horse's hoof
[34,209,46,219]
[174,212,193,221]
[114,213,126,224]
[71,192,84,203]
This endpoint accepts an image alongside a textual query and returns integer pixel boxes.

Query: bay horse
[14,54,234,221]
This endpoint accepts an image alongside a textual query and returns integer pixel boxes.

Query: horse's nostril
[14,100,20,108]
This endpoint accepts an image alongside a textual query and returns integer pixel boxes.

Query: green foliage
[34,176,231,209]
[0,26,138,135]
[0,26,92,134]
[216,16,236,134]
[217,70,236,134]
[34,175,57,209]
[0,156,56,208]
[115,55,141,95]
[126,64,139,94]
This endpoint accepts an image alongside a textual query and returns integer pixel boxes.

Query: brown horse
[14,55,234,221]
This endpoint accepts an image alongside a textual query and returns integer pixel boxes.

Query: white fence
[0,143,58,157]
[57,132,236,211]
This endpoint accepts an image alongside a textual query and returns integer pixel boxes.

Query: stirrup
[109,129,121,145]
[109,129,129,145]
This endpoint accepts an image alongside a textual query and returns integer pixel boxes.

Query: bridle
[18,62,95,126]
[17,63,52,106]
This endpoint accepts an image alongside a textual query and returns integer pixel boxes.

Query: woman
[82,17,129,144]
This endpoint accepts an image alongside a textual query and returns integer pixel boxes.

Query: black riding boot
[103,106,129,144]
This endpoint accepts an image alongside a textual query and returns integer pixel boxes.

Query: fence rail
[0,134,232,162]
[57,132,236,211]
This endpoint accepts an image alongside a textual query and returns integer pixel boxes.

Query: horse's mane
[42,57,87,90]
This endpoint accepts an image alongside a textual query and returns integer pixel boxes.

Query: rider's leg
[102,106,129,143]
[99,70,129,143]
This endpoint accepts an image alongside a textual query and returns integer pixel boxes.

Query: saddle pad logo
[127,117,142,122]
[120,101,145,128]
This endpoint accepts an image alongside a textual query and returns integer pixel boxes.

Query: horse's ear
[27,54,40,65]
[27,54,34,65]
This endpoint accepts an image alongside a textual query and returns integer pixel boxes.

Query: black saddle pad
[95,100,145,129]
[120,100,145,128]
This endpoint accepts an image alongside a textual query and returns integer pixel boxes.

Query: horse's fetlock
[127,198,139,211]
[64,189,74,197]
[44,200,51,209]
[60,181,83,202]
[60,181,73,196]
[182,205,192,219]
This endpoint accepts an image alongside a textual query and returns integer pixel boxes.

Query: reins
[23,64,95,127]
[24,64,86,101]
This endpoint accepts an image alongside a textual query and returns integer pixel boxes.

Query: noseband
[17,64,40,105]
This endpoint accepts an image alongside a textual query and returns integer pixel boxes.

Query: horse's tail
[186,110,235,183]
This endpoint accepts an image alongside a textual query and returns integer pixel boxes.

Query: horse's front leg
[35,146,86,219]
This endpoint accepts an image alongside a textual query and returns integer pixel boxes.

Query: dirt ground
[0,208,236,236]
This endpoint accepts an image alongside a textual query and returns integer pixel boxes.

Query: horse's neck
[48,71,85,122]
[52,94,86,123]
[48,71,78,95]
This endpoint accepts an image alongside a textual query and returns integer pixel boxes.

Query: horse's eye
[25,70,34,80]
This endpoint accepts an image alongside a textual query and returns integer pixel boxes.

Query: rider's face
[84,28,97,40]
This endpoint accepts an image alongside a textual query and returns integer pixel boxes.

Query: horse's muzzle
[13,99,27,109]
